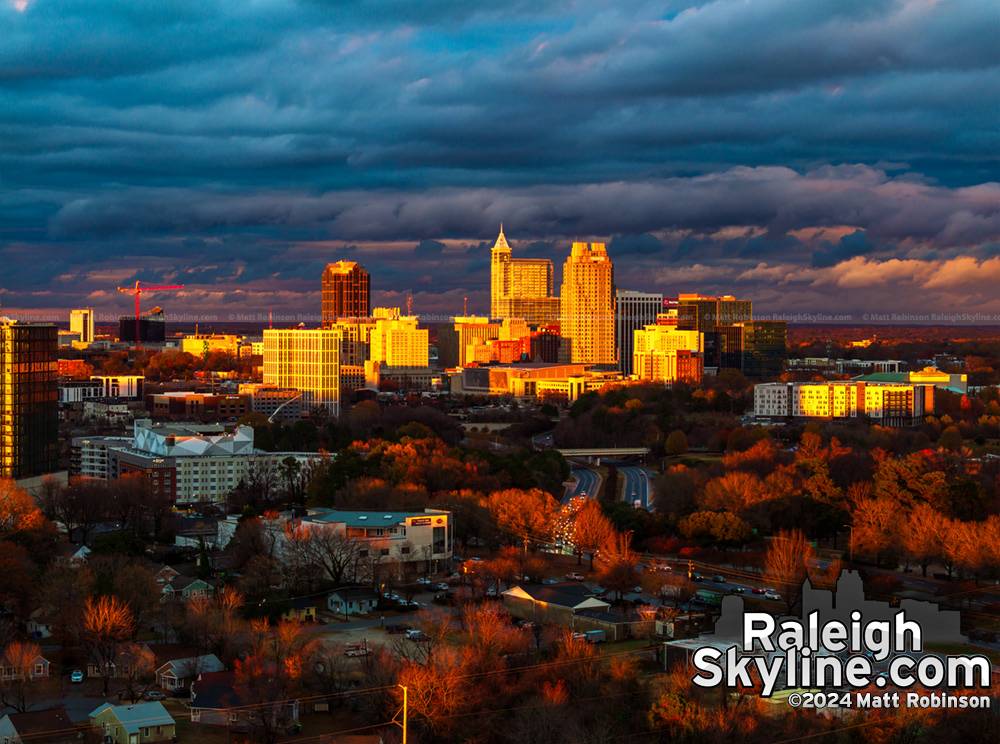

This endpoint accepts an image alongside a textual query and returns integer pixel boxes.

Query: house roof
[331,587,380,602]
[89,702,174,732]
[157,654,225,677]
[6,707,72,734]
[306,509,433,528]
[290,596,317,610]
[503,583,610,611]
[165,576,213,592]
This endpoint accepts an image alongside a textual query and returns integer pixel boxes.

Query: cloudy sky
[2,0,998,325]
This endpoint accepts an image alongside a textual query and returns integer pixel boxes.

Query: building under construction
[119,306,166,343]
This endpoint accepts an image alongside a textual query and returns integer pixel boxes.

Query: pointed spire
[493,223,510,253]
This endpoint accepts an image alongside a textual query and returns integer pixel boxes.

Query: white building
[754,381,935,427]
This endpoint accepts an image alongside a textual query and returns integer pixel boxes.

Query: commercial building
[753,381,935,427]
[632,322,703,384]
[490,226,560,325]
[216,507,453,576]
[452,363,622,403]
[180,334,241,357]
[1,318,58,479]
[437,317,501,368]
[76,420,317,505]
[70,308,95,345]
[238,383,303,422]
[321,261,370,326]
[263,328,341,417]
[326,316,378,366]
[716,321,787,379]
[561,242,616,366]
[787,358,903,375]
[852,367,968,395]
[529,326,562,364]
[615,291,662,376]
[369,315,429,368]
[146,392,250,421]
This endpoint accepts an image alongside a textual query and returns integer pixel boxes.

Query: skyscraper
[70,308,95,345]
[560,242,615,366]
[263,328,342,417]
[322,261,370,326]
[490,226,560,325]
[1,318,58,479]
[615,291,663,375]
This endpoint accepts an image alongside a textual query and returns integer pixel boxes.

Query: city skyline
[2,1,998,322]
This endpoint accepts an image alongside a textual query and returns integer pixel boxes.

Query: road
[566,464,600,504]
[619,464,656,510]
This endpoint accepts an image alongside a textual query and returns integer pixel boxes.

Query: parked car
[542,578,558,585]
[434,583,449,591]
[143,690,166,701]
[565,573,585,581]
[416,577,433,585]
[70,671,84,684]
[406,630,431,642]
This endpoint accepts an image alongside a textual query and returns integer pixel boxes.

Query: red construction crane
[117,281,184,345]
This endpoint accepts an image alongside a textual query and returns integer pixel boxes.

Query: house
[155,653,225,690]
[190,671,299,729]
[152,565,180,586]
[161,576,215,602]
[327,587,380,616]
[87,643,152,679]
[0,708,75,744]
[89,702,175,744]
[501,582,631,640]
[52,542,91,566]
[25,609,56,639]
[281,597,318,622]
[0,649,49,680]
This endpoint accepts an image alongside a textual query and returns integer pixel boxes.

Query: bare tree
[764,529,815,613]
[0,642,54,712]
[84,595,136,695]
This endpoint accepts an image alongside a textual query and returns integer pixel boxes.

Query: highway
[619,464,656,511]
[566,464,600,504]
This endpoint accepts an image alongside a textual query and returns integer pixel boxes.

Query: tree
[279,456,303,507]
[851,497,899,567]
[664,430,688,457]
[83,595,136,695]
[764,530,815,613]
[596,530,639,601]
[0,642,54,712]
[901,503,945,577]
[570,500,615,570]
[485,489,558,551]
[114,642,157,703]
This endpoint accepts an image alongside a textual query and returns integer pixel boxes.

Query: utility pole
[393,684,409,744]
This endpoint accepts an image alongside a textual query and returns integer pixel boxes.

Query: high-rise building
[263,328,342,417]
[739,321,788,379]
[70,308,95,345]
[615,291,663,376]
[1,318,58,479]
[369,315,429,368]
[490,227,560,325]
[672,294,752,368]
[632,322,703,384]
[560,242,615,366]
[437,316,502,368]
[321,261,370,326]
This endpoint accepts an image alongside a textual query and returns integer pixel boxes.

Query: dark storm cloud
[1,0,998,319]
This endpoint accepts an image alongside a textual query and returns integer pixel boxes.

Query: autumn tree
[850,497,899,567]
[0,642,54,712]
[84,595,136,694]
[570,499,615,571]
[115,642,157,703]
[764,530,815,613]
[485,488,558,551]
[596,530,639,601]
[901,503,946,577]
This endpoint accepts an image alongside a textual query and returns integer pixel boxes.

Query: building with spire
[321,261,370,327]
[490,226,560,325]
[560,242,616,366]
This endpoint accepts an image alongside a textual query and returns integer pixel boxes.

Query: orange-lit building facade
[1,320,58,479]
[560,242,615,366]
[490,227,560,325]
[321,261,370,326]
[754,381,934,427]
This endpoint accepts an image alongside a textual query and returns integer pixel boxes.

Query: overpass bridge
[556,447,650,460]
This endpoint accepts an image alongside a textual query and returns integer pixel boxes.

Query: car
[731,587,746,594]
[406,630,431,642]
[565,573,585,581]
[712,575,726,583]
[143,690,166,701]
[751,587,766,595]
[70,670,84,684]
[541,578,558,585]
[633,500,642,508]
[691,574,704,582]
[764,592,782,601]
[434,583,449,591]
[416,577,433,585]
